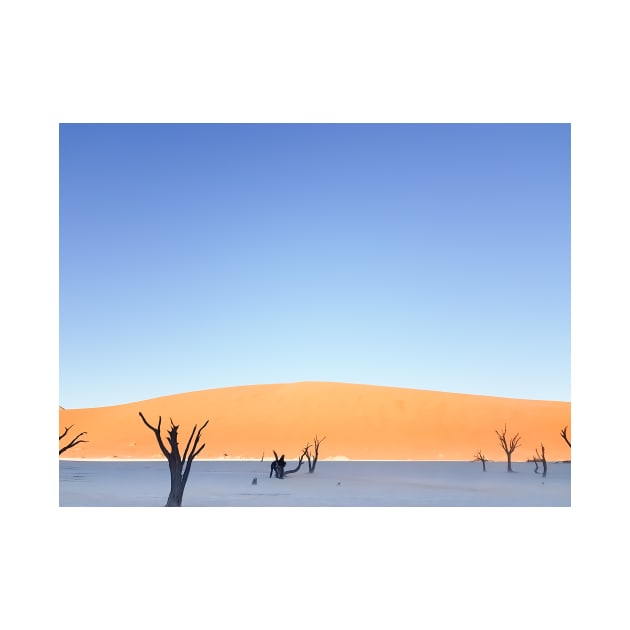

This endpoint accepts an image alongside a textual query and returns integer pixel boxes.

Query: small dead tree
[535,443,547,477]
[495,423,521,472]
[304,434,326,473]
[270,449,305,478]
[560,425,571,448]
[59,425,88,455]
[139,412,209,507]
[473,450,488,472]
[270,451,286,478]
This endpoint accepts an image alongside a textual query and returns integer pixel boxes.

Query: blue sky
[59,123,570,408]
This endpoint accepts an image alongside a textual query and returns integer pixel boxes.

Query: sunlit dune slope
[59,382,571,461]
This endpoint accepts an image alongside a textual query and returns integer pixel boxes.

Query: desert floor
[59,459,570,507]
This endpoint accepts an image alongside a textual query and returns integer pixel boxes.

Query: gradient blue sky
[59,123,570,408]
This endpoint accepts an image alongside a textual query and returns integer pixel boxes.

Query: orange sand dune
[59,382,571,462]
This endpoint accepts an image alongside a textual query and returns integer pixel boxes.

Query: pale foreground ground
[59,459,570,507]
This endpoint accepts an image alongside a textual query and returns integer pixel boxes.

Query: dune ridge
[59,381,571,462]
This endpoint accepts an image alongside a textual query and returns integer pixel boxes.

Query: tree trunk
[307,435,326,473]
[166,460,185,506]
[166,487,183,506]
[271,451,286,478]
[507,453,513,472]
[535,444,547,479]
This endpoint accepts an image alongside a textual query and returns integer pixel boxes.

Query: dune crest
[59,382,571,462]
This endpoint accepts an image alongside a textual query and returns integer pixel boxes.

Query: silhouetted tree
[139,412,209,507]
[560,425,571,448]
[495,423,521,472]
[534,443,547,477]
[304,434,326,473]
[473,449,488,472]
[270,451,286,478]
[59,425,88,455]
[270,449,306,478]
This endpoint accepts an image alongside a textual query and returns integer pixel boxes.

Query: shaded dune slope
[59,382,571,461]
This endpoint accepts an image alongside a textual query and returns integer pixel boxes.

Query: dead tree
[59,425,88,455]
[139,412,209,507]
[535,443,547,477]
[270,449,305,478]
[495,423,521,472]
[270,451,286,478]
[473,450,488,472]
[560,426,571,448]
[304,434,326,473]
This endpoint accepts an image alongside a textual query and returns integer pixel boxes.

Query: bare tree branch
[181,421,198,463]
[560,425,571,448]
[182,420,210,489]
[59,428,88,455]
[284,450,306,475]
[495,424,521,454]
[308,434,327,473]
[139,412,171,460]
[189,420,210,461]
